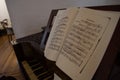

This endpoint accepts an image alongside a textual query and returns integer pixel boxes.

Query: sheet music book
[44,7,120,80]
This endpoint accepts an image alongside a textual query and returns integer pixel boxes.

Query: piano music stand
[40,5,120,80]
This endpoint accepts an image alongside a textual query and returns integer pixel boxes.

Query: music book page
[56,8,120,80]
[44,7,79,61]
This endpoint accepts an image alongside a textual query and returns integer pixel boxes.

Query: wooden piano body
[13,5,120,80]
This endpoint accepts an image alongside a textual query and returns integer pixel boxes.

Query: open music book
[44,7,120,80]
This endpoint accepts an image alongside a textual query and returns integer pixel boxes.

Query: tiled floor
[0,35,25,80]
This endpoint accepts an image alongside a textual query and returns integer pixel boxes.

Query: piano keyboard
[22,59,54,80]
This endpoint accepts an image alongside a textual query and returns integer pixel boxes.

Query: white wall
[5,0,120,39]
[0,0,11,29]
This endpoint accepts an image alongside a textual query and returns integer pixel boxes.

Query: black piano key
[33,67,46,76]
[38,71,54,80]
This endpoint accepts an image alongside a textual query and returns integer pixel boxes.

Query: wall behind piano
[5,0,120,39]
